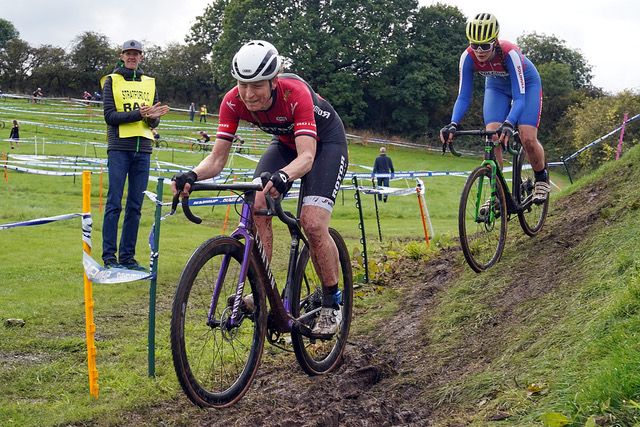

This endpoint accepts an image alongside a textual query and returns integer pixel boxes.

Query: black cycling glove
[172,170,197,192]
[440,122,459,141]
[497,121,514,140]
[269,169,290,194]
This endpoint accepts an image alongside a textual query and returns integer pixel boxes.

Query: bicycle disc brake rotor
[219,306,241,341]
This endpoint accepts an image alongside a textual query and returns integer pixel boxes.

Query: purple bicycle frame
[208,201,296,332]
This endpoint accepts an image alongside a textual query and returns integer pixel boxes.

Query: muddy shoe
[532,181,551,204]
[479,199,500,217]
[311,307,342,337]
[479,199,491,216]
[242,294,254,312]
[226,294,254,313]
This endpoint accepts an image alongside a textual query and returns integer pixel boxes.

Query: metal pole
[148,177,164,377]
[372,178,382,241]
[353,176,369,283]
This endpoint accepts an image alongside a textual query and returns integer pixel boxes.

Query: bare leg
[253,194,273,259]
[300,205,339,288]
[518,124,546,171]
[486,122,503,168]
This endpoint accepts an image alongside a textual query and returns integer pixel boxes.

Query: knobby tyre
[170,236,267,407]
[516,148,548,236]
[458,165,508,272]
[290,228,353,375]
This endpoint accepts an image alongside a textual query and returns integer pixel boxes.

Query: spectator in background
[189,102,196,121]
[199,104,207,123]
[100,39,170,271]
[9,119,19,149]
[373,146,394,202]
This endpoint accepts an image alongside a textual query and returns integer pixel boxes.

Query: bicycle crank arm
[292,320,315,338]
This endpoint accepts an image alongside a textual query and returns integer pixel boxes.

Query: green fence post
[148,177,164,378]
[561,156,573,184]
[353,176,369,284]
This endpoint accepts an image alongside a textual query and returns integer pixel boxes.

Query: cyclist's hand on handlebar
[171,170,198,197]
[440,122,459,144]
[497,121,514,145]
[259,170,289,199]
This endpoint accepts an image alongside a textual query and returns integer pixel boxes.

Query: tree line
[1,1,637,177]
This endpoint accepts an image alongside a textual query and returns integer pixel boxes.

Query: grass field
[0,96,582,425]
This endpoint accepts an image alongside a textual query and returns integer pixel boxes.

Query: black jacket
[102,62,160,153]
[373,154,394,174]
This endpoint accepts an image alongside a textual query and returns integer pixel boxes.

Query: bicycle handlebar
[443,129,520,157]
[171,181,298,227]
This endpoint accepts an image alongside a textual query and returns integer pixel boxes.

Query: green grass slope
[416,141,640,425]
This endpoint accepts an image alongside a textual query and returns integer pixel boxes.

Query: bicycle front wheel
[290,228,353,375]
[170,236,267,407]
[459,165,507,272]
[516,148,549,236]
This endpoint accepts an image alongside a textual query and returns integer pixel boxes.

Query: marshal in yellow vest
[100,73,155,139]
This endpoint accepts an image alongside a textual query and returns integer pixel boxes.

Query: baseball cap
[121,39,143,53]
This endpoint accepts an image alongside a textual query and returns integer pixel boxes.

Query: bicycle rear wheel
[170,236,267,407]
[290,228,353,375]
[516,148,549,236]
[459,165,507,272]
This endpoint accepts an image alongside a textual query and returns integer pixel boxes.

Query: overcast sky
[2,0,637,94]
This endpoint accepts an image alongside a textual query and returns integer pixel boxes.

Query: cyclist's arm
[450,52,475,125]
[283,135,316,181]
[192,138,232,181]
[262,135,316,198]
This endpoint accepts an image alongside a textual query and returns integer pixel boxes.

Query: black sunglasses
[469,41,495,52]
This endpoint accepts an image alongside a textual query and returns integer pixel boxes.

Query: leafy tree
[188,0,420,128]
[0,38,33,92]
[69,32,118,94]
[0,18,19,48]
[517,32,593,90]
[563,90,640,174]
[373,3,468,137]
[29,45,71,96]
[143,43,214,108]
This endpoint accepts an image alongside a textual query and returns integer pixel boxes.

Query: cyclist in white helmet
[172,40,348,337]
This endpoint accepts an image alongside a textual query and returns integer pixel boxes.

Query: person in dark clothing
[9,119,19,149]
[373,146,394,202]
[189,102,196,121]
[100,39,170,271]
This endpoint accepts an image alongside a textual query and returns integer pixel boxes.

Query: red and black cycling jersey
[216,73,344,150]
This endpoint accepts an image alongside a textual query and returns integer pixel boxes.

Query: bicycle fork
[475,162,500,224]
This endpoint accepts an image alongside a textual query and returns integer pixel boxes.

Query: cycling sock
[322,284,340,309]
[534,168,548,182]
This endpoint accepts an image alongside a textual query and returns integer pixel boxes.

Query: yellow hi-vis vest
[100,73,155,139]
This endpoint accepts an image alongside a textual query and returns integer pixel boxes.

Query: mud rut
[118,179,606,426]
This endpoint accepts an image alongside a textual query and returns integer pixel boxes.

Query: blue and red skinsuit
[451,40,542,128]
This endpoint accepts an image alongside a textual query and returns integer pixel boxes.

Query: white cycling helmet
[231,40,282,82]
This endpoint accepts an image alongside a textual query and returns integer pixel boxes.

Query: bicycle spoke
[459,166,507,272]
[291,228,353,375]
[171,237,266,407]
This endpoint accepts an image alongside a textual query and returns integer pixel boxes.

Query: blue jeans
[102,150,150,264]
[377,177,389,201]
